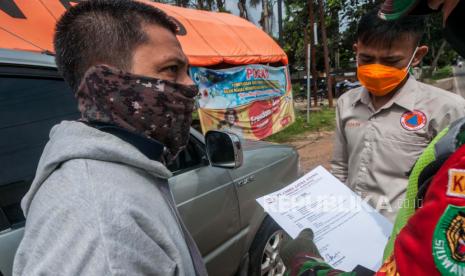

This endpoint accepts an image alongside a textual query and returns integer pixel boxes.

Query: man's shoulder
[42,158,166,207]
[337,86,364,106]
[37,158,171,227]
[416,80,465,106]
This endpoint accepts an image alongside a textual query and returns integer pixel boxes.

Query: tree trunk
[318,0,333,107]
[432,40,447,72]
[175,0,189,7]
[206,0,213,10]
[308,0,318,107]
[197,0,204,9]
[262,0,271,34]
[277,0,283,43]
[216,0,224,11]
[237,0,248,20]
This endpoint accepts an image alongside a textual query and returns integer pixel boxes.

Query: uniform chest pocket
[380,133,430,174]
[383,132,429,146]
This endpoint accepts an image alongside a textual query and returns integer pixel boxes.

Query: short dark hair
[356,9,425,49]
[54,0,178,90]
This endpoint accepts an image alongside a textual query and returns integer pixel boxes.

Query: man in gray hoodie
[13,0,207,275]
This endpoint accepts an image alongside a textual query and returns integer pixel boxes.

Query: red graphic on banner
[272,97,281,114]
[249,101,273,139]
[281,116,292,127]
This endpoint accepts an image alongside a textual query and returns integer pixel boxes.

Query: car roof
[0,48,206,142]
[0,48,56,68]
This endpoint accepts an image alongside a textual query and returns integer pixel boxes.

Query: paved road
[453,66,465,98]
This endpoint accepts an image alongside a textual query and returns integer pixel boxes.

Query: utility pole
[318,0,334,107]
[304,26,311,123]
[308,0,318,107]
[307,43,311,123]
[277,0,283,43]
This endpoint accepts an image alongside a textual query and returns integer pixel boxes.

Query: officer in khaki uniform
[281,1,465,275]
[331,10,465,222]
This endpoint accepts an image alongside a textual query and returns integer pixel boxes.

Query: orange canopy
[0,0,288,66]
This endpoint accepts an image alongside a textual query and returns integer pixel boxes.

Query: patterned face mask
[76,64,199,162]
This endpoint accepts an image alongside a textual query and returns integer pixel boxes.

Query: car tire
[248,217,288,276]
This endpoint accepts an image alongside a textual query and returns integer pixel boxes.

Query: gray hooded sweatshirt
[13,121,199,276]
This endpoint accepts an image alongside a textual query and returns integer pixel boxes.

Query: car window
[167,137,208,175]
[0,73,79,230]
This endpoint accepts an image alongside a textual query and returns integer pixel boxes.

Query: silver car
[0,49,299,276]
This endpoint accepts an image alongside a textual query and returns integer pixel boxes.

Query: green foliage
[149,0,228,11]
[431,65,453,80]
[282,0,308,70]
[283,0,383,73]
[422,13,458,68]
[292,83,302,95]
[266,108,336,143]
[283,0,458,76]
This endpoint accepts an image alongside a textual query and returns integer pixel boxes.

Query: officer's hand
[280,229,349,275]
[279,228,322,268]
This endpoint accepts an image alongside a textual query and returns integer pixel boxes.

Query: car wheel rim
[260,230,286,276]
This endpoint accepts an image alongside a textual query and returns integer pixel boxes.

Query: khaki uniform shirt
[331,76,465,222]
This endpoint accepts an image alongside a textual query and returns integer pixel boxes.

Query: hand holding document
[256,166,393,272]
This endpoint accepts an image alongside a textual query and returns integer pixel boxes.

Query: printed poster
[197,94,295,140]
[191,65,289,109]
[191,64,295,140]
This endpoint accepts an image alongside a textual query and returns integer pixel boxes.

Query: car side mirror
[205,130,243,169]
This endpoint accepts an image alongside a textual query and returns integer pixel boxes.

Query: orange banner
[0,0,287,66]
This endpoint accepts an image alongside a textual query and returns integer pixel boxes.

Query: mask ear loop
[406,47,419,70]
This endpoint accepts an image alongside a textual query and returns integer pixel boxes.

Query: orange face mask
[357,48,417,96]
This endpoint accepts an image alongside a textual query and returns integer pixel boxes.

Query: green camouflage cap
[379,0,435,20]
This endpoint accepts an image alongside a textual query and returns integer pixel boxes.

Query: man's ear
[411,45,429,67]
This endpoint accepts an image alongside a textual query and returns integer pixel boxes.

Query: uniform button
[364,141,370,147]
[361,167,367,172]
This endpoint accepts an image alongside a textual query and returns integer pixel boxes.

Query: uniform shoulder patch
[448,169,465,199]
[433,205,465,275]
[400,110,427,131]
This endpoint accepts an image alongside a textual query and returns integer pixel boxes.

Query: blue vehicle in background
[335,80,361,98]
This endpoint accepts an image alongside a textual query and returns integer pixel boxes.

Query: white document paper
[256,166,393,272]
